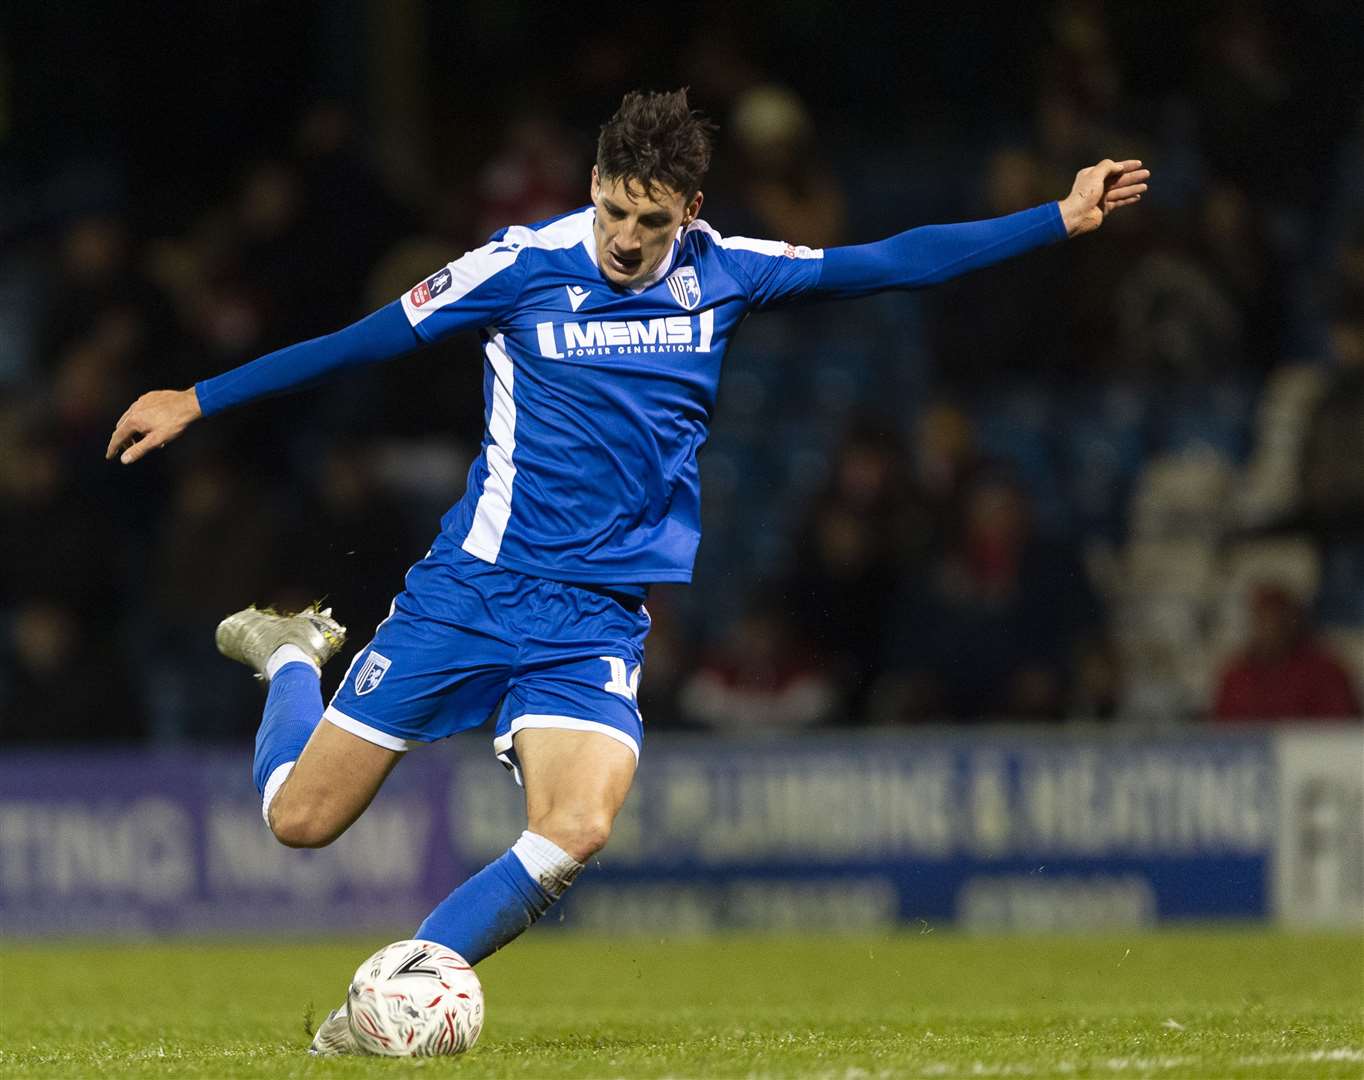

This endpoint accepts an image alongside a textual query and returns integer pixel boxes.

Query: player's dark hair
[597,88,716,199]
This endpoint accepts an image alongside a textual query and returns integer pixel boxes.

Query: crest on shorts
[665,266,701,310]
[354,650,391,696]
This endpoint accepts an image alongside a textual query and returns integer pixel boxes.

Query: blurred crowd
[2,2,1361,742]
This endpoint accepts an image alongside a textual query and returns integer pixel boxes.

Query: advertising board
[2,727,1323,937]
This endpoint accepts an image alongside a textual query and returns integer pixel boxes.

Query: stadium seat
[1316,542,1364,626]
[1234,364,1327,526]
[975,389,1069,534]
[1157,381,1254,462]
[1128,447,1234,540]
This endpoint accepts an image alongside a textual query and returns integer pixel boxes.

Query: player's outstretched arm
[106,237,534,466]
[105,300,421,466]
[1056,159,1148,238]
[807,157,1150,301]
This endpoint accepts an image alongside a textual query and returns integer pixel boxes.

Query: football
[346,939,484,1056]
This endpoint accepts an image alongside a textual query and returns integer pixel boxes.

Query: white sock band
[266,644,320,679]
[511,830,583,898]
[261,761,295,825]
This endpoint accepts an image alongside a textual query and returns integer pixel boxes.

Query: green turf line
[1,930,1360,1078]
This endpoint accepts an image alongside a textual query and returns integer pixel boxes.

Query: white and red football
[346,939,483,1056]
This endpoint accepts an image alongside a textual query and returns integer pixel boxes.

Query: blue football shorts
[324,532,649,783]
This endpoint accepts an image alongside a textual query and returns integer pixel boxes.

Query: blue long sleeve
[194,300,422,416]
[815,202,1067,299]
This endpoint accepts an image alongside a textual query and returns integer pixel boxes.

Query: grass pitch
[0,930,1359,1078]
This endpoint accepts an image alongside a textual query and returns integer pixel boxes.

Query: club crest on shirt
[354,650,391,695]
[665,266,701,310]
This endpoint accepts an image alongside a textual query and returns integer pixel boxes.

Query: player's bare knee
[530,808,613,862]
[268,797,342,849]
[271,815,340,849]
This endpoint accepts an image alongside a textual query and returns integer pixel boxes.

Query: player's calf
[412,729,635,964]
[214,603,400,848]
[413,829,584,965]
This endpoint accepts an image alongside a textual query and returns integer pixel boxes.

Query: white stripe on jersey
[402,243,521,328]
[462,332,518,562]
[685,220,824,260]
[403,209,597,328]
[499,206,595,253]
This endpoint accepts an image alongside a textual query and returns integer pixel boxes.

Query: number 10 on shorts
[600,656,641,702]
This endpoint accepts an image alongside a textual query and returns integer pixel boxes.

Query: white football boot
[214,604,347,678]
[309,1001,357,1055]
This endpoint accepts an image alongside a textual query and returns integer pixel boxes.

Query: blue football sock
[252,661,322,797]
[416,831,583,964]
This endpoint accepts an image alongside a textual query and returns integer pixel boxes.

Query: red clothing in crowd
[1213,640,1361,720]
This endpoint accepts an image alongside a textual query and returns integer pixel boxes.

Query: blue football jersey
[194,198,1061,587]
[399,207,825,586]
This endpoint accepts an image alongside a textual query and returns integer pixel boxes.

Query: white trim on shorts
[493,714,641,785]
[323,705,412,752]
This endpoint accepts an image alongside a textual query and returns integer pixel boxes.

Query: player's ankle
[510,830,583,898]
[261,761,295,827]
[265,645,321,680]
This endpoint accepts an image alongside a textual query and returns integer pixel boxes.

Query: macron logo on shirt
[566,285,591,311]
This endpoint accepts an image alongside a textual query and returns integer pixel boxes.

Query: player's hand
[1058,159,1149,238]
[106,387,203,465]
